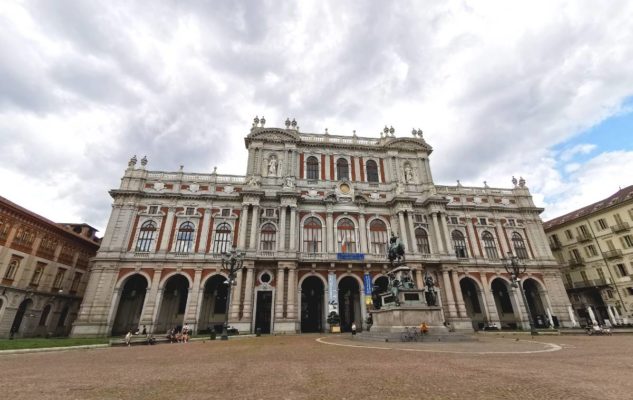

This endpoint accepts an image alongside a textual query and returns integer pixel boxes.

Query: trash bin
[256,328,261,337]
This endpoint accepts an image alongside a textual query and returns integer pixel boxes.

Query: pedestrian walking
[125,331,132,346]
[351,322,357,336]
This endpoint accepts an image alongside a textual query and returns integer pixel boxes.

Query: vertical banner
[328,272,338,314]
[363,273,373,306]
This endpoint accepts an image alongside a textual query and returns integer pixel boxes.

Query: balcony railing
[568,257,585,267]
[258,250,276,257]
[566,277,612,290]
[575,233,593,242]
[604,249,623,259]
[611,222,631,233]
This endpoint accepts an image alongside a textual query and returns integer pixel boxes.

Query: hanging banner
[363,273,372,295]
[328,272,338,314]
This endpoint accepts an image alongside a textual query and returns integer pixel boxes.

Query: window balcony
[611,222,631,233]
[568,257,585,267]
[133,251,150,258]
[258,250,276,258]
[604,249,623,259]
[575,233,593,242]
[566,277,611,290]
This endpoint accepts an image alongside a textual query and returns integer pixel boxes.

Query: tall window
[336,158,349,181]
[366,160,379,183]
[30,263,45,286]
[369,220,388,255]
[303,217,322,253]
[4,259,19,280]
[135,221,157,252]
[481,231,498,260]
[260,223,277,251]
[452,230,468,258]
[70,272,82,292]
[415,228,430,254]
[52,268,66,289]
[512,232,529,259]
[306,156,319,180]
[174,222,195,253]
[337,218,357,253]
[212,223,232,254]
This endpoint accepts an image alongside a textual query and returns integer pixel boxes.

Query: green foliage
[326,311,341,326]
[0,337,108,350]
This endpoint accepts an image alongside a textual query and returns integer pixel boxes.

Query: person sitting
[419,322,429,335]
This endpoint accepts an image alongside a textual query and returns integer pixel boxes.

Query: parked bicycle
[400,326,421,342]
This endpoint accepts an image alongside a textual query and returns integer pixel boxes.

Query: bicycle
[400,326,420,342]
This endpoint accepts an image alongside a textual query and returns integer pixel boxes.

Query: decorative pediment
[384,137,433,153]
[245,128,299,145]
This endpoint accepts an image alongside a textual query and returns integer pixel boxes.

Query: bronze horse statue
[387,233,405,266]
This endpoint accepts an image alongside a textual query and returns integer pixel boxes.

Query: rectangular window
[620,235,633,249]
[221,209,231,217]
[53,269,66,289]
[616,264,627,277]
[578,225,590,236]
[30,262,46,286]
[449,216,459,225]
[414,214,425,223]
[614,213,623,224]
[597,268,606,282]
[70,272,82,292]
[627,287,633,296]
[565,230,573,240]
[606,289,614,299]
[185,207,195,216]
[506,218,516,227]
[564,273,573,287]
[606,240,616,251]
[584,245,598,257]
[595,218,608,230]
[580,271,588,282]
[571,248,582,261]
[478,217,487,225]
[265,209,275,217]
[148,206,158,214]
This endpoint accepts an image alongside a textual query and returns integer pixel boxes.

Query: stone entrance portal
[301,276,324,333]
[255,290,273,334]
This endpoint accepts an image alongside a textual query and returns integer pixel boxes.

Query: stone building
[544,186,633,326]
[71,118,573,337]
[0,196,100,338]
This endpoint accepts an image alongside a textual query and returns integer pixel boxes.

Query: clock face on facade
[339,183,351,194]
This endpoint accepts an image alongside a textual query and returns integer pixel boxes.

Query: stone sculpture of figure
[387,272,402,307]
[128,155,137,167]
[246,176,261,187]
[283,176,295,188]
[519,176,526,187]
[387,233,405,266]
[404,164,413,183]
[424,271,437,306]
[512,176,518,187]
[268,157,278,176]
[401,270,415,289]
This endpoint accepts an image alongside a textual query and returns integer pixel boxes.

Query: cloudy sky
[1,0,632,234]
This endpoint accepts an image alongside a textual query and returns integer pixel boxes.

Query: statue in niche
[268,157,278,176]
[404,164,414,183]
[283,176,295,188]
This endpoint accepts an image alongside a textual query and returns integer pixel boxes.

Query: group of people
[124,325,156,346]
[167,324,191,343]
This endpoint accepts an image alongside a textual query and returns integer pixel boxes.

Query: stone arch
[111,273,149,336]
[159,271,193,290]
[115,270,153,291]
[300,275,325,333]
[298,271,328,288]
[11,298,33,336]
[335,216,359,254]
[490,277,520,329]
[155,274,190,333]
[522,277,549,327]
[459,276,486,330]
[198,274,228,333]
[338,275,362,332]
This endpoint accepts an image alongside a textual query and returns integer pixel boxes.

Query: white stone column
[451,271,468,318]
[289,207,297,251]
[480,273,500,324]
[442,270,457,318]
[275,266,286,319]
[567,305,578,327]
[587,306,597,325]
[414,266,424,289]
[287,266,297,320]
[242,265,255,321]
[510,286,529,329]
[229,269,243,320]
[397,212,409,252]
[431,212,445,253]
[198,208,212,253]
[466,219,480,258]
[140,269,163,331]
[249,205,259,250]
[158,208,176,252]
[407,212,417,253]
[358,214,368,254]
[327,212,335,253]
[238,205,249,249]
[278,206,286,251]
[184,268,202,328]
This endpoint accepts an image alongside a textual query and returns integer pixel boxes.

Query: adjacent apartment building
[543,185,633,326]
[71,118,573,338]
[0,196,100,338]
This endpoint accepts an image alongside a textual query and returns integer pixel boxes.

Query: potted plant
[327,311,341,333]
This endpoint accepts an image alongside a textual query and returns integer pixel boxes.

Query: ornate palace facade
[0,196,100,338]
[72,119,573,337]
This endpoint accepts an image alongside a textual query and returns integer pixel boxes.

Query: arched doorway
[301,276,324,333]
[460,277,485,330]
[491,278,519,329]
[198,275,227,333]
[523,279,548,328]
[11,299,33,336]
[372,276,389,310]
[156,274,190,333]
[112,274,148,335]
[338,276,361,332]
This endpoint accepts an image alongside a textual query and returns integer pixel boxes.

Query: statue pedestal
[370,306,448,334]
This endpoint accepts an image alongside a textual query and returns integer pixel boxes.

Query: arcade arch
[155,274,190,333]
[198,274,228,333]
[301,276,325,333]
[111,274,148,335]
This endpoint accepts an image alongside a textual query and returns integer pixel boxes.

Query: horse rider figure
[387,232,406,266]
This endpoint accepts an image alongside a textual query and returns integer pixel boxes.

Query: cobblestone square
[1,334,632,400]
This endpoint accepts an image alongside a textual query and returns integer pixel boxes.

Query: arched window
[135,221,157,252]
[369,220,388,255]
[452,230,468,258]
[303,217,322,253]
[415,228,430,254]
[366,160,379,182]
[212,223,232,254]
[306,156,319,180]
[4,259,19,280]
[336,158,349,181]
[174,222,195,253]
[482,231,499,260]
[512,232,529,259]
[337,218,357,253]
[260,223,277,251]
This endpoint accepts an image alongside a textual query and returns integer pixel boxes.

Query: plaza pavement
[1,333,632,400]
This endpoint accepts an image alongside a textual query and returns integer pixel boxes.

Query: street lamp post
[220,246,245,340]
[503,252,537,335]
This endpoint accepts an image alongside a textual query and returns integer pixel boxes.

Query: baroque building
[0,196,100,338]
[72,119,573,337]
[544,185,633,326]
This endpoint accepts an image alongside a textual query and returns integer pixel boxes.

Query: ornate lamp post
[503,252,537,335]
[220,246,245,340]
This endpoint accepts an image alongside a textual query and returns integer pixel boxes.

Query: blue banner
[363,273,372,295]
[336,253,365,260]
[328,272,338,314]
